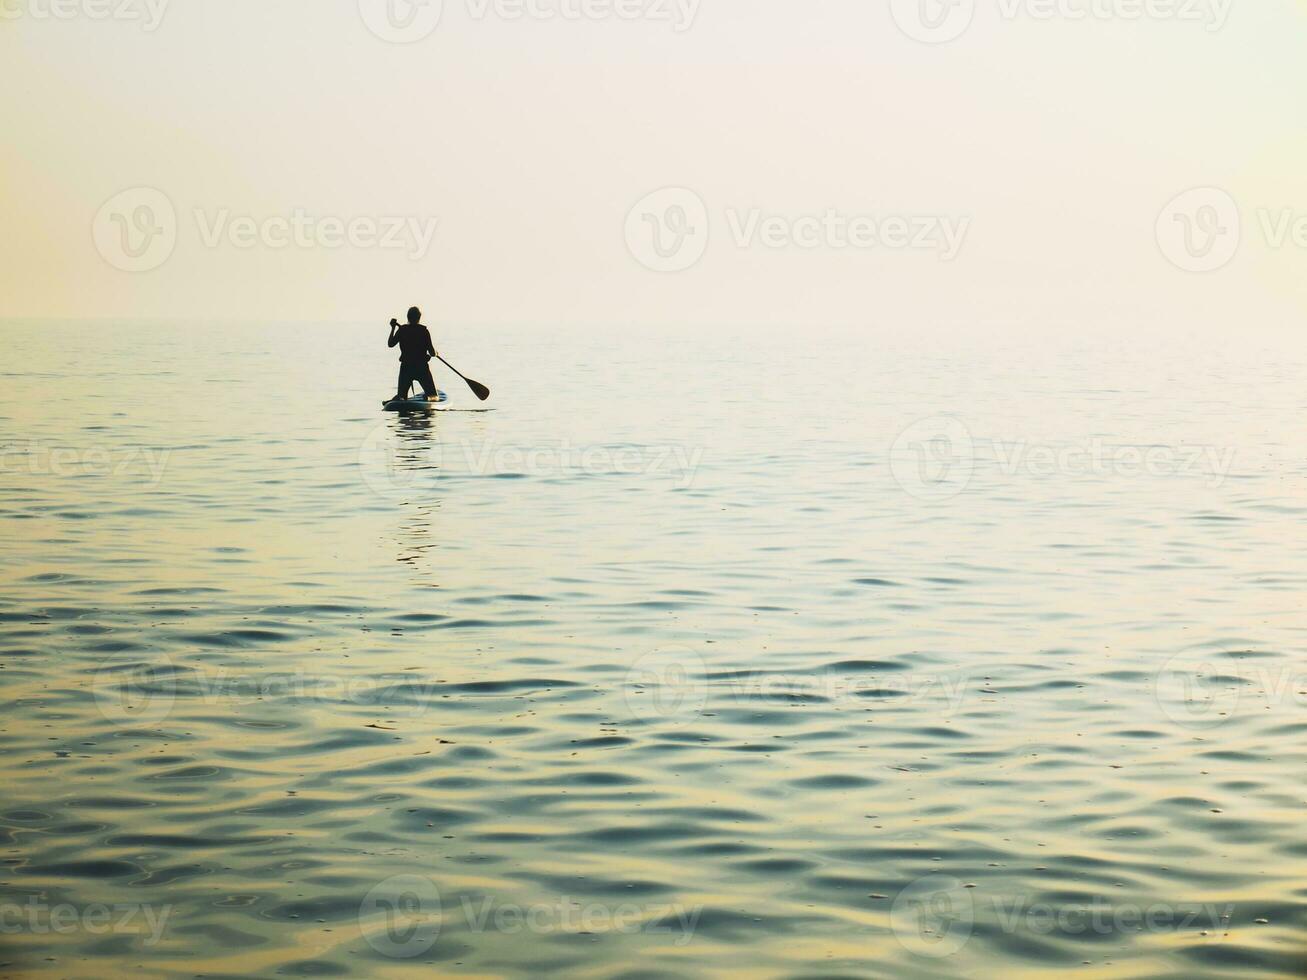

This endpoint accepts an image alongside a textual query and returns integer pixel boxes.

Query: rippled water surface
[3,321,1306,978]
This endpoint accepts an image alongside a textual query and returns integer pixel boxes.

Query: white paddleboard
[383,390,448,411]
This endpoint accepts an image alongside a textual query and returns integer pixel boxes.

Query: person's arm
[425,327,437,359]
[388,319,400,348]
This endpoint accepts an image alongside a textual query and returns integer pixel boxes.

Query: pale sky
[2,0,1305,329]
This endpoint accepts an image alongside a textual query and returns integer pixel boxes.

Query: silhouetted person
[388,306,438,401]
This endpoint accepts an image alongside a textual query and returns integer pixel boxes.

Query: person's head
[407,306,421,324]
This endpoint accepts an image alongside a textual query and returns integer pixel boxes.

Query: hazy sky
[2,0,1305,329]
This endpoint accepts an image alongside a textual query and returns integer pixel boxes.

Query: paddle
[437,355,491,401]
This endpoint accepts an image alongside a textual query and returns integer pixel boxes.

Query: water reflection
[7,323,1307,979]
[387,411,440,567]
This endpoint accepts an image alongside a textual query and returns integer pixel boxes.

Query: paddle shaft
[436,355,471,385]
[436,355,491,401]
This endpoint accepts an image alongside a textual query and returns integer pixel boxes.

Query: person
[387,307,438,402]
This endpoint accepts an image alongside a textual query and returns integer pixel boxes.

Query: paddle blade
[436,356,490,401]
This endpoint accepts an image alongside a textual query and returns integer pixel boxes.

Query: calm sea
[2,320,1305,978]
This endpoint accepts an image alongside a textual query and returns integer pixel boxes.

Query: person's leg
[395,363,415,401]
[416,365,438,398]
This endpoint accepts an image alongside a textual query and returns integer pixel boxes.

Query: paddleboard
[383,390,448,411]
